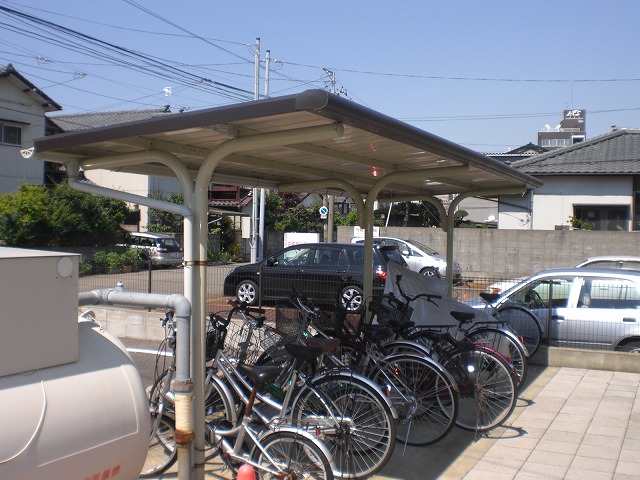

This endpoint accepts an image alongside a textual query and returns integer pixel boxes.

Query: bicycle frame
[206,410,335,477]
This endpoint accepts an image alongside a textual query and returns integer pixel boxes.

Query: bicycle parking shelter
[30,89,542,479]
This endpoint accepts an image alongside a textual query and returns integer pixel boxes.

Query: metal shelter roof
[29,89,541,480]
[33,89,541,197]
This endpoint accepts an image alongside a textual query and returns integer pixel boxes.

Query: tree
[147,191,184,232]
[0,182,129,247]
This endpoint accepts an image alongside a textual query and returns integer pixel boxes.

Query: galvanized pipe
[78,285,193,480]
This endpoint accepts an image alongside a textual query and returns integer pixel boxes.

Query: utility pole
[323,68,336,242]
[257,50,270,261]
[251,38,260,263]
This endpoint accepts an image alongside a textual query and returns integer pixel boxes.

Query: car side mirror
[266,257,276,266]
[400,247,410,256]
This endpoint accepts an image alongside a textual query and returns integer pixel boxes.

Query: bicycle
[378,276,519,433]
[206,303,398,479]
[266,289,460,448]
[140,310,191,476]
[205,361,336,480]
[373,287,529,390]
[477,291,543,357]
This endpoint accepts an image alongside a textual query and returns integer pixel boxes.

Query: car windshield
[404,238,439,255]
[503,277,572,309]
[377,247,408,267]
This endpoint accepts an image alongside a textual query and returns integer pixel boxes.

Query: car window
[621,261,640,272]
[578,277,640,309]
[377,247,408,267]
[349,248,365,265]
[157,238,180,249]
[313,248,346,266]
[272,247,311,266]
[406,238,439,255]
[507,277,572,308]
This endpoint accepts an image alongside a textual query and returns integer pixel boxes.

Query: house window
[1,124,22,146]
[573,205,630,231]
[540,138,571,148]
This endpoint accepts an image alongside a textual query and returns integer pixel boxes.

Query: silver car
[352,237,462,281]
[491,268,640,352]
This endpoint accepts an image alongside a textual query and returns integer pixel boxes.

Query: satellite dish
[545,124,551,131]
[556,124,562,131]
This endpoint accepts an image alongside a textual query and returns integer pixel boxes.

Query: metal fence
[78,268,640,353]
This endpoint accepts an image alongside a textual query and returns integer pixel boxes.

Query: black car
[223,242,408,312]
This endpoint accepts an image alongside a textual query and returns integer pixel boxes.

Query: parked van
[128,232,183,267]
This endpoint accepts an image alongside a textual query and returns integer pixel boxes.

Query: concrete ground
[145,364,640,480]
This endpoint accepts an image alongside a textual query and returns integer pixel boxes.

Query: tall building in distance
[538,109,586,149]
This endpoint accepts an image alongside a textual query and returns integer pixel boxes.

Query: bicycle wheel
[140,372,177,477]
[496,305,542,357]
[204,370,236,426]
[467,327,528,390]
[251,430,334,480]
[292,373,396,479]
[369,353,458,446]
[140,413,177,476]
[442,345,517,432]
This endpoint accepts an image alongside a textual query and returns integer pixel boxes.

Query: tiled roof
[1,64,62,112]
[48,107,172,132]
[510,128,640,175]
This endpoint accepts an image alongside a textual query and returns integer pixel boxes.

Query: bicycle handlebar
[393,274,442,306]
[227,298,266,316]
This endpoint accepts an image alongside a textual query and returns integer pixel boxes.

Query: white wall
[0,79,49,192]
[531,176,632,230]
[498,176,634,231]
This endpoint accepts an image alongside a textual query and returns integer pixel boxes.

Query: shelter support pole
[67,151,196,478]
[192,123,344,480]
[361,167,469,316]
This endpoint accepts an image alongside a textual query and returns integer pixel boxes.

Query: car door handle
[623,317,637,323]
[552,315,565,322]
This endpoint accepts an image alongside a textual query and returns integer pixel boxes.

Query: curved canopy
[33,89,541,198]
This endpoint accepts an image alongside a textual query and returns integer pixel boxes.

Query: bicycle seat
[285,342,326,363]
[360,324,395,343]
[238,364,283,389]
[450,311,475,324]
[384,317,415,332]
[306,337,341,353]
[479,292,500,303]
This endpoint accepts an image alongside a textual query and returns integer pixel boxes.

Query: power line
[402,107,640,123]
[282,61,640,84]
[0,5,255,104]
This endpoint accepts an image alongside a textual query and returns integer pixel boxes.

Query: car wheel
[420,267,441,278]
[617,341,640,353]
[236,280,258,305]
[339,285,363,313]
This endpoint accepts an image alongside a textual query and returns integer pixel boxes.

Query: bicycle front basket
[371,297,414,326]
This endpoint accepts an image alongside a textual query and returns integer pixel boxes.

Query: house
[47,108,177,231]
[454,143,548,226]
[500,128,640,231]
[0,64,62,192]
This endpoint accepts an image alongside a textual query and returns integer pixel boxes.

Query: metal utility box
[0,247,80,377]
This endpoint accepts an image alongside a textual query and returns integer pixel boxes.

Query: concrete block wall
[337,226,640,278]
[87,306,166,341]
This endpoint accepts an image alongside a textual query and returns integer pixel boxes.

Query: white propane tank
[0,319,150,480]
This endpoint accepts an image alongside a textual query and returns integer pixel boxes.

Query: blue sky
[2,0,639,152]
